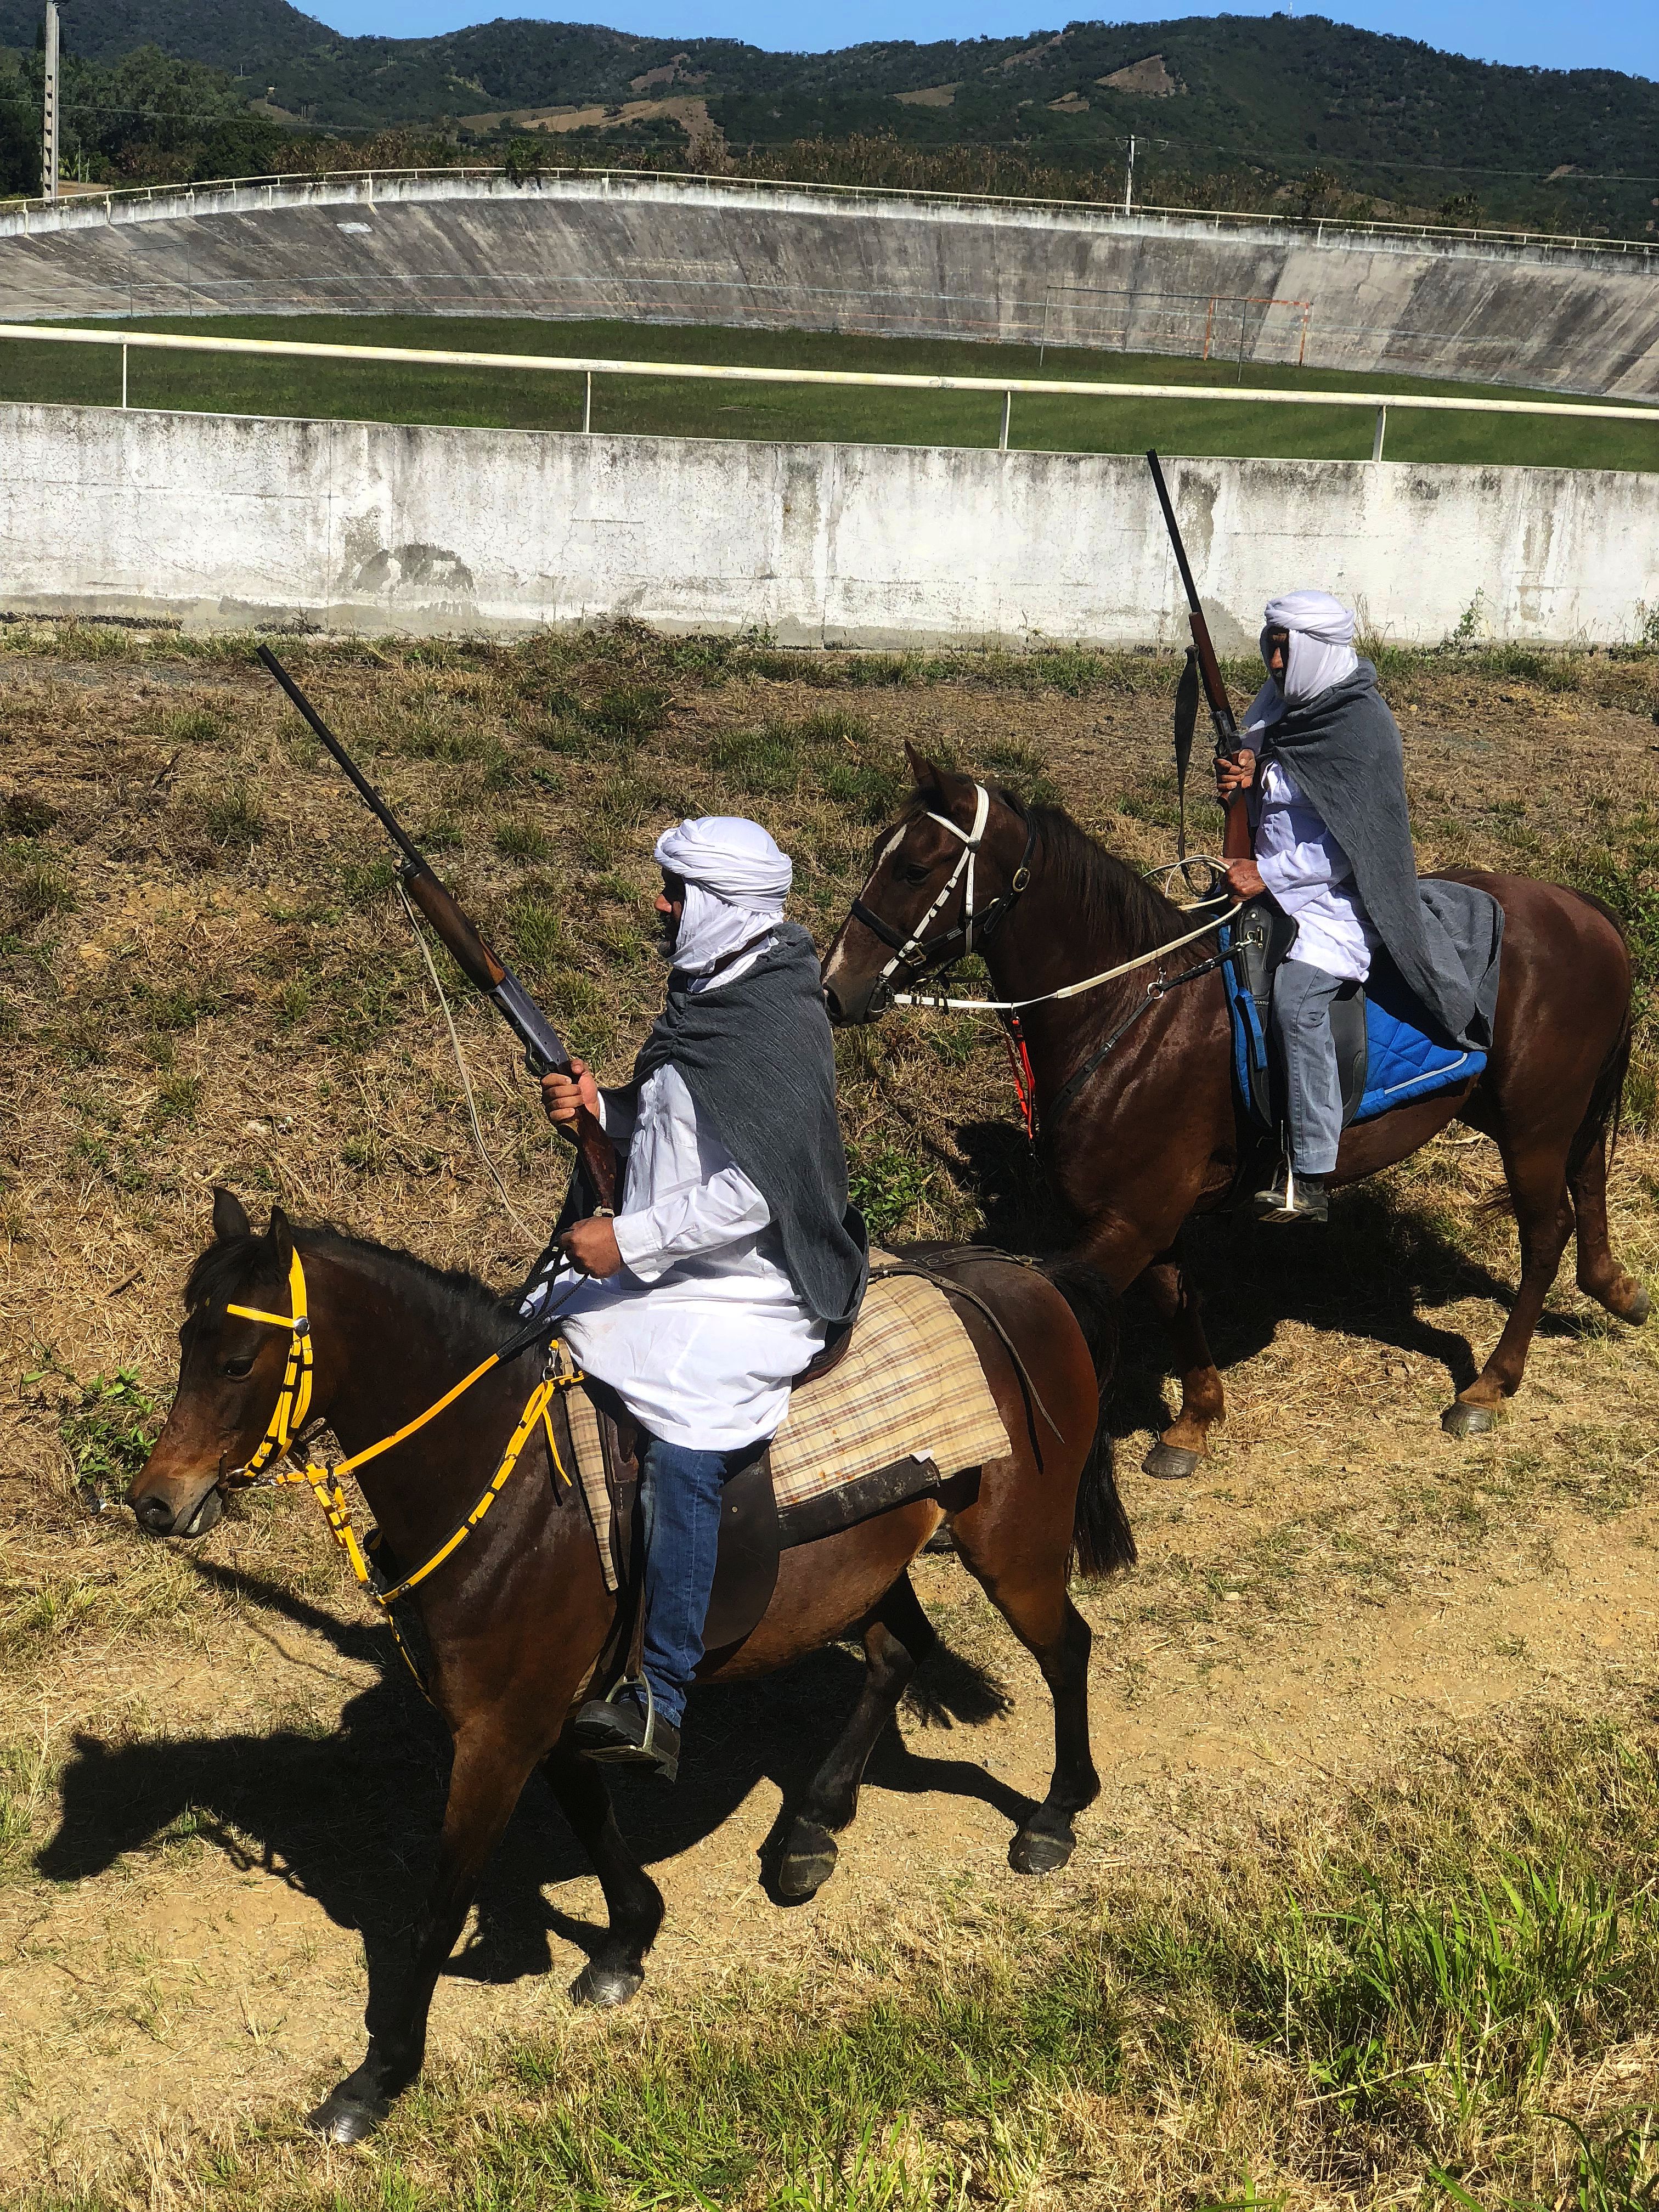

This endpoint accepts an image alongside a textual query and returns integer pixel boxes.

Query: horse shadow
[37,1561,1027,2006]
[949,1117,1568,1430]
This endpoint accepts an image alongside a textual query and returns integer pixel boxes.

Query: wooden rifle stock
[1145,450,1253,863]
[257,646,617,1212]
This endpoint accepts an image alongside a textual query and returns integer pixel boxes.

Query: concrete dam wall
[0,172,1655,400]
[0,402,1649,648]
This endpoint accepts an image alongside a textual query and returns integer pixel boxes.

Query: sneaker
[573,1690,681,1781]
[1252,1171,1329,1224]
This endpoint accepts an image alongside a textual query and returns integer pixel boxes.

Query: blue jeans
[637,1432,753,1729]
[1272,958,1346,1175]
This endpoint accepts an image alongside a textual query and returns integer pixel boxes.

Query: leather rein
[219,1248,582,1694]
[851,781,1240,1134]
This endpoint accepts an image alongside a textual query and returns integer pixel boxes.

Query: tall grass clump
[586,683,670,741]
[2,856,76,931]
[176,780,268,853]
[710,716,804,795]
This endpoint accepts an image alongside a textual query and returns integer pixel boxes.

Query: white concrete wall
[1,172,1656,400]
[0,402,1651,647]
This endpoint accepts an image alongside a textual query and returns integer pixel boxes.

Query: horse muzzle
[821,966,887,1028]
[127,1464,225,1539]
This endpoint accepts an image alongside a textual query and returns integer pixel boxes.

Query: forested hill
[0,2,1653,240]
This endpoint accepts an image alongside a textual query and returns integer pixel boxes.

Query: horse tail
[1561,885,1634,1184]
[1043,1259,1137,1578]
[1570,991,1632,1185]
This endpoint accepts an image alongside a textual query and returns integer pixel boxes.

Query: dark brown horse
[124,1188,1132,2143]
[822,753,1646,1474]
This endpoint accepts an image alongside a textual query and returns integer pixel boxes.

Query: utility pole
[41,0,59,202]
[1123,133,1136,217]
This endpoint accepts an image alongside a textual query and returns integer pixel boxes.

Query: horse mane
[896,785,1185,955]
[1024,803,1186,953]
[185,1220,518,1344]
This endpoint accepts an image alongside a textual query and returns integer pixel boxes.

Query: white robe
[521,947,825,1451]
[1252,758,1379,984]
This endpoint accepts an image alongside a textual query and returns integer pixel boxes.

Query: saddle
[1220,895,1489,1176]
[573,1315,900,1701]
[1223,895,1369,1137]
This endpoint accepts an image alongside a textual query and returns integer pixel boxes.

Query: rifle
[1144,450,1253,865]
[257,645,617,1212]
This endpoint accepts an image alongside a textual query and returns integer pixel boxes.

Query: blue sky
[310,0,1656,78]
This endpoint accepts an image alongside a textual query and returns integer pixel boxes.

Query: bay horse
[821,751,1646,1475]
[123,1188,1132,2144]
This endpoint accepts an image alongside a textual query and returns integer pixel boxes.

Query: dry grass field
[1,618,1657,2209]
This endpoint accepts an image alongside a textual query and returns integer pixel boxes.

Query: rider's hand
[559,1215,623,1279]
[1225,858,1267,900]
[1216,748,1257,797]
[540,1057,600,1136]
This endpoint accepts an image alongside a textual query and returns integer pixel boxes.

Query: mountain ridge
[0,4,1653,238]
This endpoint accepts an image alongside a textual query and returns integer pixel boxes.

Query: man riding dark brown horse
[1220,590,1502,1226]
[524,814,867,1781]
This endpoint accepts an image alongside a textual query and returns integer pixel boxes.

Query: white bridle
[848,782,1041,1009]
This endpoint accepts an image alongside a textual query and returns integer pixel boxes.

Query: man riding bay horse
[522,814,868,1782]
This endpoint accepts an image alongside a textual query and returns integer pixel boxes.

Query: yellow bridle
[223,1249,581,1692]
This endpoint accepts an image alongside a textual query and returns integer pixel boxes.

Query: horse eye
[222,1356,256,1380]
[899,861,931,885]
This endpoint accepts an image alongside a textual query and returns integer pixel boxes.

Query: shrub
[59,1368,163,1503]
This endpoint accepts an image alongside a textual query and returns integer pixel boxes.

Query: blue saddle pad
[1221,927,1486,1131]
[1357,966,1487,1121]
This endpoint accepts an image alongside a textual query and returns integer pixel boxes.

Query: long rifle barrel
[258,646,428,876]
[256,646,618,1209]
[1145,450,1251,861]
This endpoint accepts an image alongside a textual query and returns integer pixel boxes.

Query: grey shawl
[1256,662,1503,1049]
[630,922,868,1329]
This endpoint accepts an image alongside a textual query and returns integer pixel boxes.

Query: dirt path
[5,1393,1656,2192]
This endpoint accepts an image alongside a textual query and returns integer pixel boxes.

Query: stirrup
[603,1671,657,1757]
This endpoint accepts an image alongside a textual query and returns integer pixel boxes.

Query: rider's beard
[656,906,681,962]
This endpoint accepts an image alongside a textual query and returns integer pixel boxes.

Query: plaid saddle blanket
[564,1261,1012,1587]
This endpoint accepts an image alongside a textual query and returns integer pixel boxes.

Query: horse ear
[268,1205,294,1263]
[904,742,940,792]
[211,1187,251,1243]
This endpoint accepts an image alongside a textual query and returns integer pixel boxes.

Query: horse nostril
[133,1492,177,1537]
[822,985,844,1024]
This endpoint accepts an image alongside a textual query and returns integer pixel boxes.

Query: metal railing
[0,321,1654,462]
[0,163,1651,264]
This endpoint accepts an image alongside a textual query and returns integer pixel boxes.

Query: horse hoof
[571,1959,645,2009]
[1009,1826,1075,1876]
[1143,1441,1200,1481]
[308,2090,387,2146]
[1442,1400,1498,1438]
[1624,1286,1651,1326]
[776,1821,839,1901]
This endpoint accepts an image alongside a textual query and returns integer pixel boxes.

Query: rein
[859,780,1238,1015]
[223,1250,583,1695]
[854,782,1245,1137]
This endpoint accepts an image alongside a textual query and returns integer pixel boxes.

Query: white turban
[653,815,792,975]
[1263,590,1359,706]
[1243,589,1359,739]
